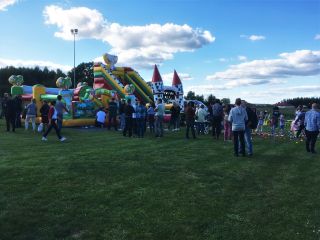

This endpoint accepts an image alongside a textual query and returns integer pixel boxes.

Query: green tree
[68,62,94,87]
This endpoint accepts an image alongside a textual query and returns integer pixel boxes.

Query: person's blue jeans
[57,114,63,131]
[137,118,145,137]
[155,115,164,137]
[120,113,125,130]
[197,122,205,134]
[244,127,253,155]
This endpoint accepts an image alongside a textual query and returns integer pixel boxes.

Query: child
[96,107,106,128]
[256,111,264,135]
[147,103,155,133]
[279,114,285,136]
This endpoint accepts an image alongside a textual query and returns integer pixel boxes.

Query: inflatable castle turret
[151,65,164,104]
[172,70,184,110]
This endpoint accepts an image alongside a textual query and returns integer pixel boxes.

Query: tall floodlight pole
[70,28,78,88]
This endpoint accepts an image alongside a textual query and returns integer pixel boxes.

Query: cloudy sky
[0,0,319,103]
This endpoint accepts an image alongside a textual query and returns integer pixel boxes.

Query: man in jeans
[212,99,223,139]
[155,98,165,137]
[304,103,320,154]
[241,100,257,157]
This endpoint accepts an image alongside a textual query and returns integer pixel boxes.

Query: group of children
[256,107,286,136]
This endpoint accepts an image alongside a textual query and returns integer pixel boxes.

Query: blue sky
[0,0,319,103]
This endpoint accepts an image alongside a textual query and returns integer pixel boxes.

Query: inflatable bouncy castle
[94,53,185,116]
[9,53,184,126]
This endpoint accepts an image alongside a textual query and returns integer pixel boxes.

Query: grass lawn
[0,123,320,240]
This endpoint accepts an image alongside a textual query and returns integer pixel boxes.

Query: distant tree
[68,62,94,87]
[207,94,216,104]
[185,91,196,100]
[0,66,66,94]
[221,98,230,105]
[277,97,320,108]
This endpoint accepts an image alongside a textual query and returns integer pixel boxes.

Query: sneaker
[60,137,67,142]
[42,137,48,141]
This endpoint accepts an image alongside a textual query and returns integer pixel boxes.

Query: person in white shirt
[96,108,106,128]
[154,98,165,137]
[196,105,207,135]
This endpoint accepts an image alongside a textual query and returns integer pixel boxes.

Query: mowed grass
[0,123,320,240]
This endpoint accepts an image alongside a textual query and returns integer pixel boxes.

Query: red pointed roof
[172,70,182,85]
[152,65,163,83]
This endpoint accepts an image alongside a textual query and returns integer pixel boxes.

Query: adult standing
[25,98,37,131]
[56,95,69,131]
[154,98,165,138]
[135,99,147,138]
[123,99,135,137]
[4,94,17,132]
[228,98,248,157]
[241,100,257,156]
[185,101,196,139]
[196,104,207,135]
[1,93,9,119]
[304,103,320,154]
[212,99,224,140]
[42,100,66,142]
[108,97,118,131]
[168,102,179,131]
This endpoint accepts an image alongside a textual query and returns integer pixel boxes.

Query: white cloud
[206,50,320,84]
[0,0,18,11]
[0,58,72,72]
[315,34,320,40]
[219,58,228,62]
[241,34,266,41]
[43,5,215,69]
[238,55,247,62]
[162,72,193,86]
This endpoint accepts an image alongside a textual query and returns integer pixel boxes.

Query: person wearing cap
[304,103,320,154]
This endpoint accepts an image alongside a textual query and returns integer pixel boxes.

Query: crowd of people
[1,92,319,155]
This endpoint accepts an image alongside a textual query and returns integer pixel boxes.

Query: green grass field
[0,124,320,240]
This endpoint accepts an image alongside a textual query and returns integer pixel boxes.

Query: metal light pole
[70,28,78,88]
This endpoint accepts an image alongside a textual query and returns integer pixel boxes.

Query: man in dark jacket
[185,101,196,139]
[212,99,223,139]
[4,94,17,132]
[123,99,135,137]
[1,93,9,119]
[241,100,258,156]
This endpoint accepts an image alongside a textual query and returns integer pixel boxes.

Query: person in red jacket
[42,100,66,142]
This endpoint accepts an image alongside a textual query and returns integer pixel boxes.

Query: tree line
[0,62,94,95]
[277,97,320,108]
